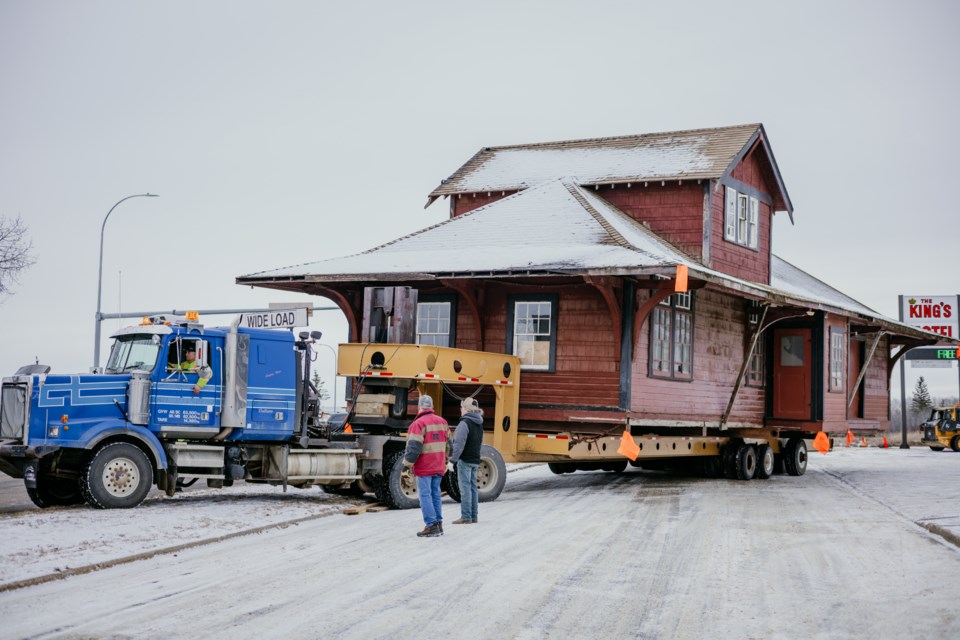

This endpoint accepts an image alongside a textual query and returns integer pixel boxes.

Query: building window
[745,300,765,388]
[830,328,846,392]
[416,295,457,347]
[649,292,694,380]
[506,294,558,372]
[724,186,759,249]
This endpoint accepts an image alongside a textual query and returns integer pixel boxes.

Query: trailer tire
[755,444,774,480]
[951,435,960,453]
[26,474,84,508]
[80,442,153,509]
[734,444,757,481]
[378,451,420,510]
[477,445,507,503]
[548,462,575,474]
[601,461,628,473]
[782,438,808,477]
[722,440,741,478]
[929,446,945,452]
[442,468,461,503]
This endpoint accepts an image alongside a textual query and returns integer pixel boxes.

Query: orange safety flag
[674,264,689,293]
[344,424,353,434]
[618,430,640,461]
[845,430,854,447]
[813,431,830,454]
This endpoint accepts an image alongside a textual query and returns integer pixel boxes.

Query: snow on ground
[0,483,349,586]
[0,449,959,638]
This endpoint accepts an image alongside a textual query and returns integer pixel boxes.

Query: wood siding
[597,183,705,259]
[862,337,891,426]
[823,314,848,425]
[631,288,765,424]
[444,284,622,418]
[451,191,516,216]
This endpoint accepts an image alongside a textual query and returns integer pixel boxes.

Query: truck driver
[169,345,212,394]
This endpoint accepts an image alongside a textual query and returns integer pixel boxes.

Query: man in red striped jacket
[401,394,450,537]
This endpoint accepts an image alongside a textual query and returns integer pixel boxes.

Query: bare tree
[0,215,35,295]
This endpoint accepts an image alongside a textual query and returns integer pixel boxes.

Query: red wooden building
[238,124,942,437]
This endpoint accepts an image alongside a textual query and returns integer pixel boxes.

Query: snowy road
[1,448,959,639]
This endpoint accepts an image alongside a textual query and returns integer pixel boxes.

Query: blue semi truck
[0,314,507,509]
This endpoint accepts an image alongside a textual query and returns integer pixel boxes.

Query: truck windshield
[105,335,161,373]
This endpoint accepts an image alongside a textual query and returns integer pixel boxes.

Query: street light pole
[94,193,159,369]
[315,343,339,410]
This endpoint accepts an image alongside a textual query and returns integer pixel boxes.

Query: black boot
[417,523,442,537]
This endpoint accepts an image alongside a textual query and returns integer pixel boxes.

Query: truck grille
[925,426,936,441]
[1,384,27,440]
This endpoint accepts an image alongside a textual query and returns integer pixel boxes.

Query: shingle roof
[238,177,936,340]
[240,178,695,281]
[429,123,764,198]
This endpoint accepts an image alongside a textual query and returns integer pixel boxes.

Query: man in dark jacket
[449,397,484,524]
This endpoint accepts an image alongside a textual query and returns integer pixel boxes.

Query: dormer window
[725,186,759,249]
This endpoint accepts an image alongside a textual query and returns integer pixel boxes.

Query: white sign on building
[899,295,959,339]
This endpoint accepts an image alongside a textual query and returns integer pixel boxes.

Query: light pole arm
[94,193,158,369]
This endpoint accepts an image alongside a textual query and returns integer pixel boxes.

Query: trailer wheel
[755,444,774,480]
[441,467,461,503]
[722,440,741,478]
[80,442,153,509]
[734,444,757,481]
[477,445,507,503]
[601,461,628,473]
[26,473,84,508]
[929,446,945,452]
[376,451,420,510]
[548,462,576,474]
[782,438,808,477]
[951,435,960,453]
[701,456,724,478]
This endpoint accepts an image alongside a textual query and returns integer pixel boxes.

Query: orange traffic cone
[617,429,640,461]
[813,431,830,454]
[344,424,353,434]
[861,437,868,447]
[882,435,888,448]
[845,430,854,447]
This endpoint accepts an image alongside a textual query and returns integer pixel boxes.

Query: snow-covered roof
[238,178,938,341]
[241,178,695,281]
[769,256,879,317]
[430,123,771,196]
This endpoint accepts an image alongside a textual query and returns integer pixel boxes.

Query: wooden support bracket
[584,276,622,354]
[440,279,485,349]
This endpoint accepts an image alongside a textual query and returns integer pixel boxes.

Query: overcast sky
[1,0,957,401]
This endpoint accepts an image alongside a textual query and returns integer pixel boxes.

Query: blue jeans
[457,460,479,521]
[416,474,443,526]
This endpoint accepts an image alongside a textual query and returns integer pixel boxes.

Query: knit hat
[461,397,481,413]
[418,395,434,410]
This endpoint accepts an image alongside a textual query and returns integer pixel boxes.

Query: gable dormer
[426,123,793,285]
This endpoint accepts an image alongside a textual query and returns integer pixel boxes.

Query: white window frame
[512,300,554,371]
[724,186,760,250]
[416,301,452,347]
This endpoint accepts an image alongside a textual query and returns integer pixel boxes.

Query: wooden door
[772,328,812,420]
[848,341,863,419]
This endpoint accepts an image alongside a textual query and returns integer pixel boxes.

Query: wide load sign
[900,295,959,338]
[238,308,308,330]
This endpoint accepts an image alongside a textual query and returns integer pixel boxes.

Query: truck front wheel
[80,443,153,509]
[951,435,960,453]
